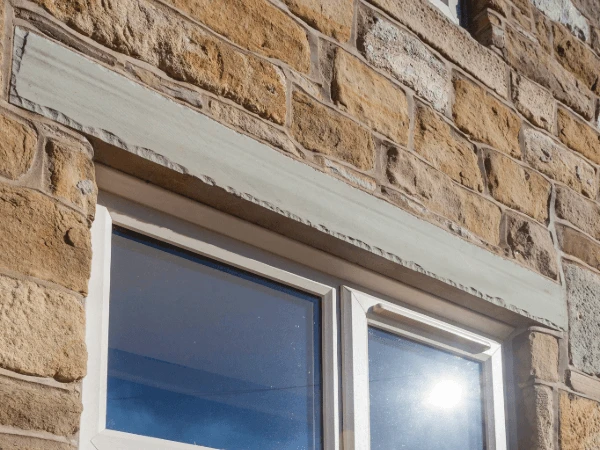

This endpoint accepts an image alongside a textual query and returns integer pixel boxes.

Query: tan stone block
[557,224,600,271]
[517,385,555,450]
[533,9,553,53]
[0,375,81,437]
[470,0,509,17]
[592,27,600,55]
[365,0,508,96]
[506,26,595,119]
[413,104,483,192]
[281,0,353,41]
[555,186,600,240]
[554,23,600,95]
[387,148,501,244]
[572,0,600,30]
[484,151,550,222]
[291,91,374,170]
[511,5,532,31]
[161,0,310,73]
[511,73,555,132]
[0,434,74,450]
[332,50,410,145]
[558,108,600,164]
[0,185,91,294]
[523,128,596,198]
[560,392,600,450]
[453,76,521,158]
[0,114,37,180]
[504,212,558,279]
[513,331,559,383]
[0,274,86,382]
[33,0,287,124]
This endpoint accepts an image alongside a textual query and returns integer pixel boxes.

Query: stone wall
[0,0,600,447]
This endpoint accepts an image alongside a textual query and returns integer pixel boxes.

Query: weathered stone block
[0,114,37,180]
[0,434,74,450]
[532,0,590,41]
[332,49,410,145]
[517,385,555,450]
[592,27,600,55]
[0,375,81,437]
[162,0,310,73]
[513,331,559,383]
[559,225,600,271]
[533,9,553,53]
[555,186,600,239]
[364,0,508,96]
[281,0,354,41]
[560,392,600,450]
[33,0,287,124]
[0,185,91,294]
[357,13,450,114]
[564,263,600,376]
[511,73,555,132]
[484,151,550,222]
[453,77,521,158]
[414,104,483,192]
[523,128,596,198]
[0,274,86,382]
[291,91,374,170]
[504,212,558,279]
[387,147,501,244]
[572,0,600,30]
[558,108,600,164]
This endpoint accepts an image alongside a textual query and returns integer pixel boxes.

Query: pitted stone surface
[560,392,600,450]
[513,332,559,383]
[0,113,37,180]
[518,385,555,450]
[281,0,354,41]
[531,0,590,41]
[511,73,555,132]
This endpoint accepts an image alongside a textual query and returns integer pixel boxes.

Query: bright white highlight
[426,380,463,409]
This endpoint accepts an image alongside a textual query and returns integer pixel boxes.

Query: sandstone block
[414,104,483,191]
[564,263,600,376]
[506,26,595,119]
[592,27,600,55]
[0,274,86,382]
[513,331,559,384]
[558,108,600,164]
[533,9,553,53]
[0,375,81,437]
[453,77,521,158]
[555,186,600,239]
[291,91,374,170]
[0,185,91,294]
[332,49,410,145]
[387,148,501,244]
[572,0,600,30]
[504,212,558,279]
[517,385,555,450]
[162,0,310,73]
[358,13,450,114]
[470,0,509,17]
[523,128,596,198]
[0,434,74,450]
[532,0,589,41]
[560,392,600,450]
[0,114,37,180]
[484,151,550,222]
[34,0,287,124]
[281,0,354,41]
[365,0,508,96]
[511,73,555,132]
[318,157,378,192]
[558,224,600,271]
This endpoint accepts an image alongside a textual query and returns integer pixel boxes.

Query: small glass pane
[368,327,484,449]
[106,228,322,450]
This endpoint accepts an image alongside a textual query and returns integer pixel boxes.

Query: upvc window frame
[341,287,506,450]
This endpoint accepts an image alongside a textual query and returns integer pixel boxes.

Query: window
[429,0,464,25]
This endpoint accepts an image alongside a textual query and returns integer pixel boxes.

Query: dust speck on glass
[106,227,322,450]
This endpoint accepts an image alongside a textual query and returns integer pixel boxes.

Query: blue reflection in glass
[368,327,484,450]
[107,228,322,449]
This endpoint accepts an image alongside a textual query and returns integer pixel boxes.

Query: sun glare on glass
[426,380,464,409]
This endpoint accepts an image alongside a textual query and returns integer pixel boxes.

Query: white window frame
[341,287,506,450]
[429,0,462,24]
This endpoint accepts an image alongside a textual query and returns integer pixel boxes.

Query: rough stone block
[0,434,74,450]
[517,385,555,450]
[592,27,600,55]
[281,0,354,41]
[332,49,410,145]
[0,113,37,181]
[162,0,310,73]
[558,108,600,164]
[387,147,502,244]
[531,0,590,41]
[511,73,555,132]
[555,186,600,239]
[533,9,553,53]
[0,274,86,382]
[558,224,600,271]
[414,103,483,192]
[357,12,450,114]
[513,331,559,383]
[0,185,91,294]
[560,392,600,450]
[291,91,374,170]
[484,151,550,222]
[0,375,81,437]
[453,76,521,158]
[33,0,287,124]
[564,263,600,376]
[364,0,508,96]
[504,212,558,279]
[572,0,600,30]
[523,128,596,198]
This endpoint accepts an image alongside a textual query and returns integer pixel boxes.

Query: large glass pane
[368,327,484,450]
[107,227,322,450]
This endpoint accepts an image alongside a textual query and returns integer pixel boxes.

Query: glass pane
[106,227,322,450]
[368,327,484,450]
